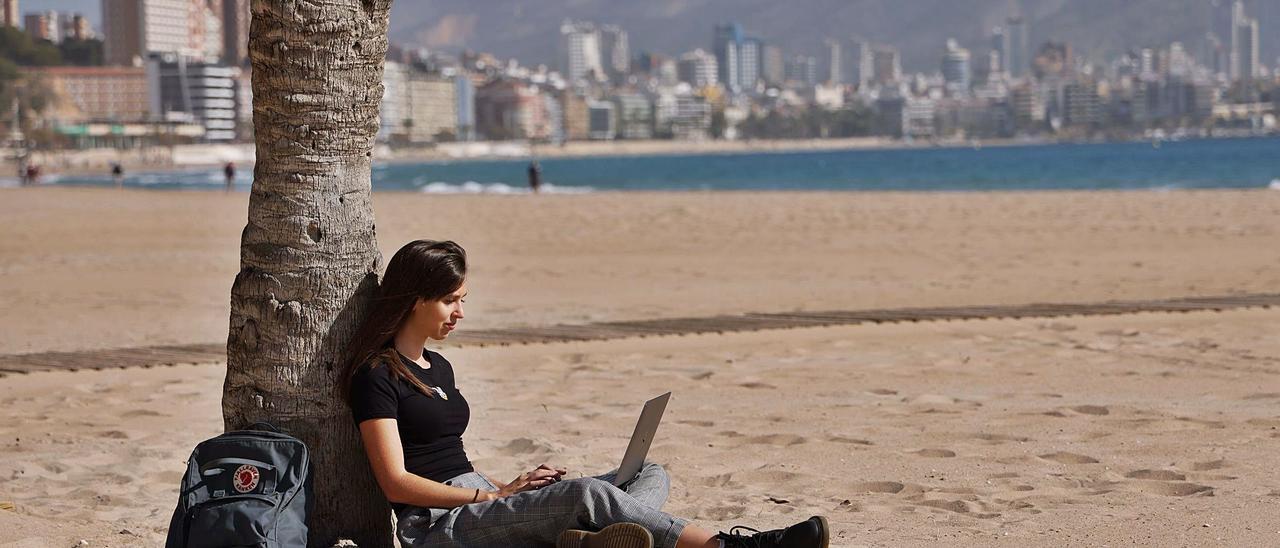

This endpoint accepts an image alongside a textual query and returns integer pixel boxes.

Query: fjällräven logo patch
[233,464,260,493]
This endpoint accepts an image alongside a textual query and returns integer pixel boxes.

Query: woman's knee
[571,477,616,498]
[639,462,668,478]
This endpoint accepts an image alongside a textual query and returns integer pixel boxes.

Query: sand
[1,187,1279,546]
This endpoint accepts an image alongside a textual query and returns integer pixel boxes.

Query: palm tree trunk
[225,0,393,545]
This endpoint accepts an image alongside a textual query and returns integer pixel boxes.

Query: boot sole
[557,522,654,548]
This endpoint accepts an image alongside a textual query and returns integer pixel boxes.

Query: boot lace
[716,525,783,548]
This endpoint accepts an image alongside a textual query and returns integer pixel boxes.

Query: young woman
[340,240,829,548]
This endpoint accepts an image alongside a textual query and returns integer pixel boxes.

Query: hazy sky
[19,0,96,18]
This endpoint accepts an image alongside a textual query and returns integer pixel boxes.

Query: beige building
[65,13,92,40]
[2,0,18,28]
[102,0,199,65]
[27,66,150,122]
[221,0,248,66]
[406,75,457,143]
[24,11,57,41]
[561,92,589,141]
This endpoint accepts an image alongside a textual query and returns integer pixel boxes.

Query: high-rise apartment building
[378,61,408,143]
[941,39,971,96]
[221,0,248,66]
[599,24,629,83]
[740,37,762,90]
[712,23,767,92]
[761,45,784,86]
[1005,16,1029,79]
[406,74,458,143]
[64,13,92,40]
[560,20,604,84]
[146,53,239,140]
[103,0,193,65]
[455,75,475,141]
[2,0,17,28]
[990,26,1008,79]
[712,23,742,92]
[190,0,223,60]
[850,41,873,89]
[785,55,818,86]
[1230,1,1260,83]
[823,38,842,85]
[677,48,718,88]
[24,10,57,41]
[871,47,901,85]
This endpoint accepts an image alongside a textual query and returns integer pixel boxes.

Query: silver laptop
[612,392,671,486]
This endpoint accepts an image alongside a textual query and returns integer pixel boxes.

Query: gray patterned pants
[395,462,688,548]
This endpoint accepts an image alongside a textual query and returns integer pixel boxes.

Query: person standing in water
[223,162,236,192]
[111,163,124,188]
[527,160,542,194]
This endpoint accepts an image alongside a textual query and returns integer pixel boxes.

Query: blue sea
[16,137,1280,193]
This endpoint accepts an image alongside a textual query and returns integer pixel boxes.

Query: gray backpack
[166,423,312,548]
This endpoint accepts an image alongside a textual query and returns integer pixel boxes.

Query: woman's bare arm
[358,419,563,506]
[359,419,494,506]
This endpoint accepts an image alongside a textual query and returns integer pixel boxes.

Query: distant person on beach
[111,163,124,188]
[527,160,542,194]
[223,162,236,192]
[24,163,40,186]
[339,240,829,548]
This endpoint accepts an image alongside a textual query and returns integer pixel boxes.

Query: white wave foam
[0,177,20,188]
[418,181,593,194]
[1270,179,1280,190]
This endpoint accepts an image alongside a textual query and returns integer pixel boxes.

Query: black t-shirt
[349,349,474,507]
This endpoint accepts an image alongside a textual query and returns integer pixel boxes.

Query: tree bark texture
[226,0,392,546]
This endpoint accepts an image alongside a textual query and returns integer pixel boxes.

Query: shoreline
[12,133,1279,180]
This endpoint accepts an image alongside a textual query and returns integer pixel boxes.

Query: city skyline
[13,0,1280,74]
[5,0,1277,149]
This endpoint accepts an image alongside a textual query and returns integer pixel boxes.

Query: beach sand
[1,187,1279,546]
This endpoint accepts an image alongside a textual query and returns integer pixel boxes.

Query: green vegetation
[0,27,104,67]
[739,104,874,139]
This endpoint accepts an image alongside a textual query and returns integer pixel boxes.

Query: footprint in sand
[676,420,715,428]
[697,505,747,521]
[1039,451,1100,464]
[850,481,906,494]
[1070,405,1110,416]
[99,430,130,439]
[911,448,957,458]
[703,473,740,487]
[1128,482,1213,496]
[746,434,808,446]
[971,433,1033,444]
[121,409,167,418]
[1190,459,1229,471]
[915,499,972,514]
[497,438,557,457]
[867,388,897,396]
[738,382,777,390]
[827,436,873,446]
[39,461,69,474]
[1243,393,1280,400]
[1125,469,1186,481]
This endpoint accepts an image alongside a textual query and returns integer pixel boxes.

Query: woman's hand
[491,464,567,499]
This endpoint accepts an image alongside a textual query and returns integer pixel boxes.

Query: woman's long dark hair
[339,240,467,404]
